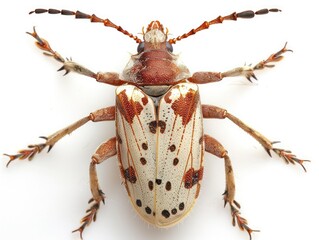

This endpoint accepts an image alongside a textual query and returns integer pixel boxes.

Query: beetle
[4,8,309,240]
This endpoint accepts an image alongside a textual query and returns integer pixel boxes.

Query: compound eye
[166,42,173,52]
[137,42,145,53]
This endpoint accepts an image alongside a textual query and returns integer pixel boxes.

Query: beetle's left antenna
[29,9,142,43]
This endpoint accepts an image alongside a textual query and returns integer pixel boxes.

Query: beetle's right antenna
[168,8,281,44]
[29,9,142,43]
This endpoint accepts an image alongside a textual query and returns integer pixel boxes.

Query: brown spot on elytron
[183,167,204,189]
[145,206,152,215]
[171,208,177,215]
[165,181,172,191]
[123,166,137,183]
[173,158,179,166]
[171,88,199,126]
[140,157,147,165]
[169,144,176,152]
[158,120,166,133]
[149,121,157,134]
[148,180,154,191]
[179,202,185,211]
[136,199,142,207]
[162,210,170,218]
[156,179,162,185]
[116,89,144,124]
[142,142,148,150]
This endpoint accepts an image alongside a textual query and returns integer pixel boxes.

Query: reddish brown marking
[116,89,144,124]
[142,142,148,150]
[169,144,176,152]
[122,166,137,183]
[149,121,157,134]
[158,120,166,133]
[119,166,132,196]
[140,157,147,165]
[183,167,204,189]
[164,91,172,104]
[141,95,148,106]
[173,158,179,166]
[171,89,199,126]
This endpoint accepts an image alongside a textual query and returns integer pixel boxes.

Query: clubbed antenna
[29,9,142,43]
[168,8,281,44]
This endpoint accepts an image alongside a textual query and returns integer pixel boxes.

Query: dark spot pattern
[165,181,171,191]
[173,158,179,166]
[149,121,157,134]
[123,166,137,183]
[142,142,148,150]
[171,208,177,215]
[183,167,204,189]
[145,206,152,214]
[162,210,170,218]
[156,179,162,185]
[140,157,147,165]
[179,202,185,211]
[136,199,142,207]
[169,144,176,152]
[148,180,154,191]
[158,120,166,133]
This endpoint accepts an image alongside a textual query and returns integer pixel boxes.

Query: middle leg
[202,104,309,171]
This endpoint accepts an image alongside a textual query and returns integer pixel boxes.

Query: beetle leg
[27,27,126,86]
[4,106,115,166]
[188,43,292,83]
[73,137,117,239]
[204,134,257,239]
[202,104,309,171]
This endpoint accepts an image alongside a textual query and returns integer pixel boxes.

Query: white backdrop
[0,1,318,240]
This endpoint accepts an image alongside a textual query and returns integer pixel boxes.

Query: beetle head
[138,21,173,53]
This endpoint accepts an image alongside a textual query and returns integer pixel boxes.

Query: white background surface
[0,1,318,240]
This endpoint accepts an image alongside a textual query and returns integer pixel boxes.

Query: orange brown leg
[188,43,292,83]
[204,134,257,239]
[4,106,115,166]
[202,105,309,171]
[73,137,117,239]
[27,27,125,86]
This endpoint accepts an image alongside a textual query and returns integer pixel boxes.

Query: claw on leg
[27,27,65,63]
[4,137,54,167]
[72,198,103,240]
[223,191,259,240]
[270,143,310,172]
[253,42,292,70]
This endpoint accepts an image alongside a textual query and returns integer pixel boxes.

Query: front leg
[188,43,292,83]
[27,27,126,86]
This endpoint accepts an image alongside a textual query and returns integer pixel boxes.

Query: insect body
[4,8,309,239]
